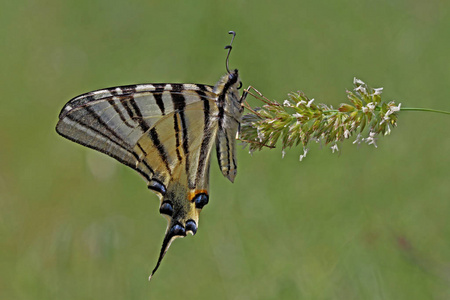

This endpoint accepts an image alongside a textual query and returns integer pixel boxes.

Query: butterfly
[55,31,246,280]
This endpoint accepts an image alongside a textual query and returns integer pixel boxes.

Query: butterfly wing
[212,71,244,183]
[56,70,243,279]
[56,83,215,181]
[56,83,219,277]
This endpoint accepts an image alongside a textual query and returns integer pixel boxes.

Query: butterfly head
[228,69,243,90]
[214,69,243,110]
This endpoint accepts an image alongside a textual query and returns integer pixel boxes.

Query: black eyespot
[159,201,173,216]
[170,223,186,237]
[237,81,242,89]
[185,220,198,235]
[193,193,209,209]
[148,179,167,195]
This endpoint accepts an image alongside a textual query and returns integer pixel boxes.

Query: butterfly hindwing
[213,72,244,183]
[131,96,220,278]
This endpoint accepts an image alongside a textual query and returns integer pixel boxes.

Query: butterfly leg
[243,86,274,105]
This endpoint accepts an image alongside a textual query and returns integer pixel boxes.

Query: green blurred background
[1,0,449,299]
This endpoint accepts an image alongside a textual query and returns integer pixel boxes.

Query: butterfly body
[56,69,244,278]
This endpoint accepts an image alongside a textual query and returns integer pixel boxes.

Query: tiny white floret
[296,100,306,107]
[364,131,378,148]
[362,102,376,113]
[283,100,292,107]
[353,133,362,145]
[355,85,367,94]
[299,148,309,161]
[344,129,351,139]
[390,103,401,112]
[331,144,339,153]
[353,77,365,85]
[371,88,383,96]
[385,125,391,135]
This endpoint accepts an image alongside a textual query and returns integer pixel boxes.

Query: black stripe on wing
[195,91,214,187]
[154,86,166,115]
[171,93,191,187]
[107,98,135,128]
[129,97,151,132]
[148,127,172,177]
[173,113,182,161]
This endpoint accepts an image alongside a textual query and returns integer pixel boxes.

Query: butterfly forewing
[57,84,215,180]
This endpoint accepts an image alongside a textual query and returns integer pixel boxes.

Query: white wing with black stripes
[56,70,244,279]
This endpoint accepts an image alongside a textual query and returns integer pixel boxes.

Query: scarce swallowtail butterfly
[56,31,246,280]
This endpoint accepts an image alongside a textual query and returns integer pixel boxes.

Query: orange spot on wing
[188,190,208,201]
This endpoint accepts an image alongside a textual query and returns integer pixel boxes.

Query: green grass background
[1,0,450,299]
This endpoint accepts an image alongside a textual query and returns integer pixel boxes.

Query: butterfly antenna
[225,31,236,74]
